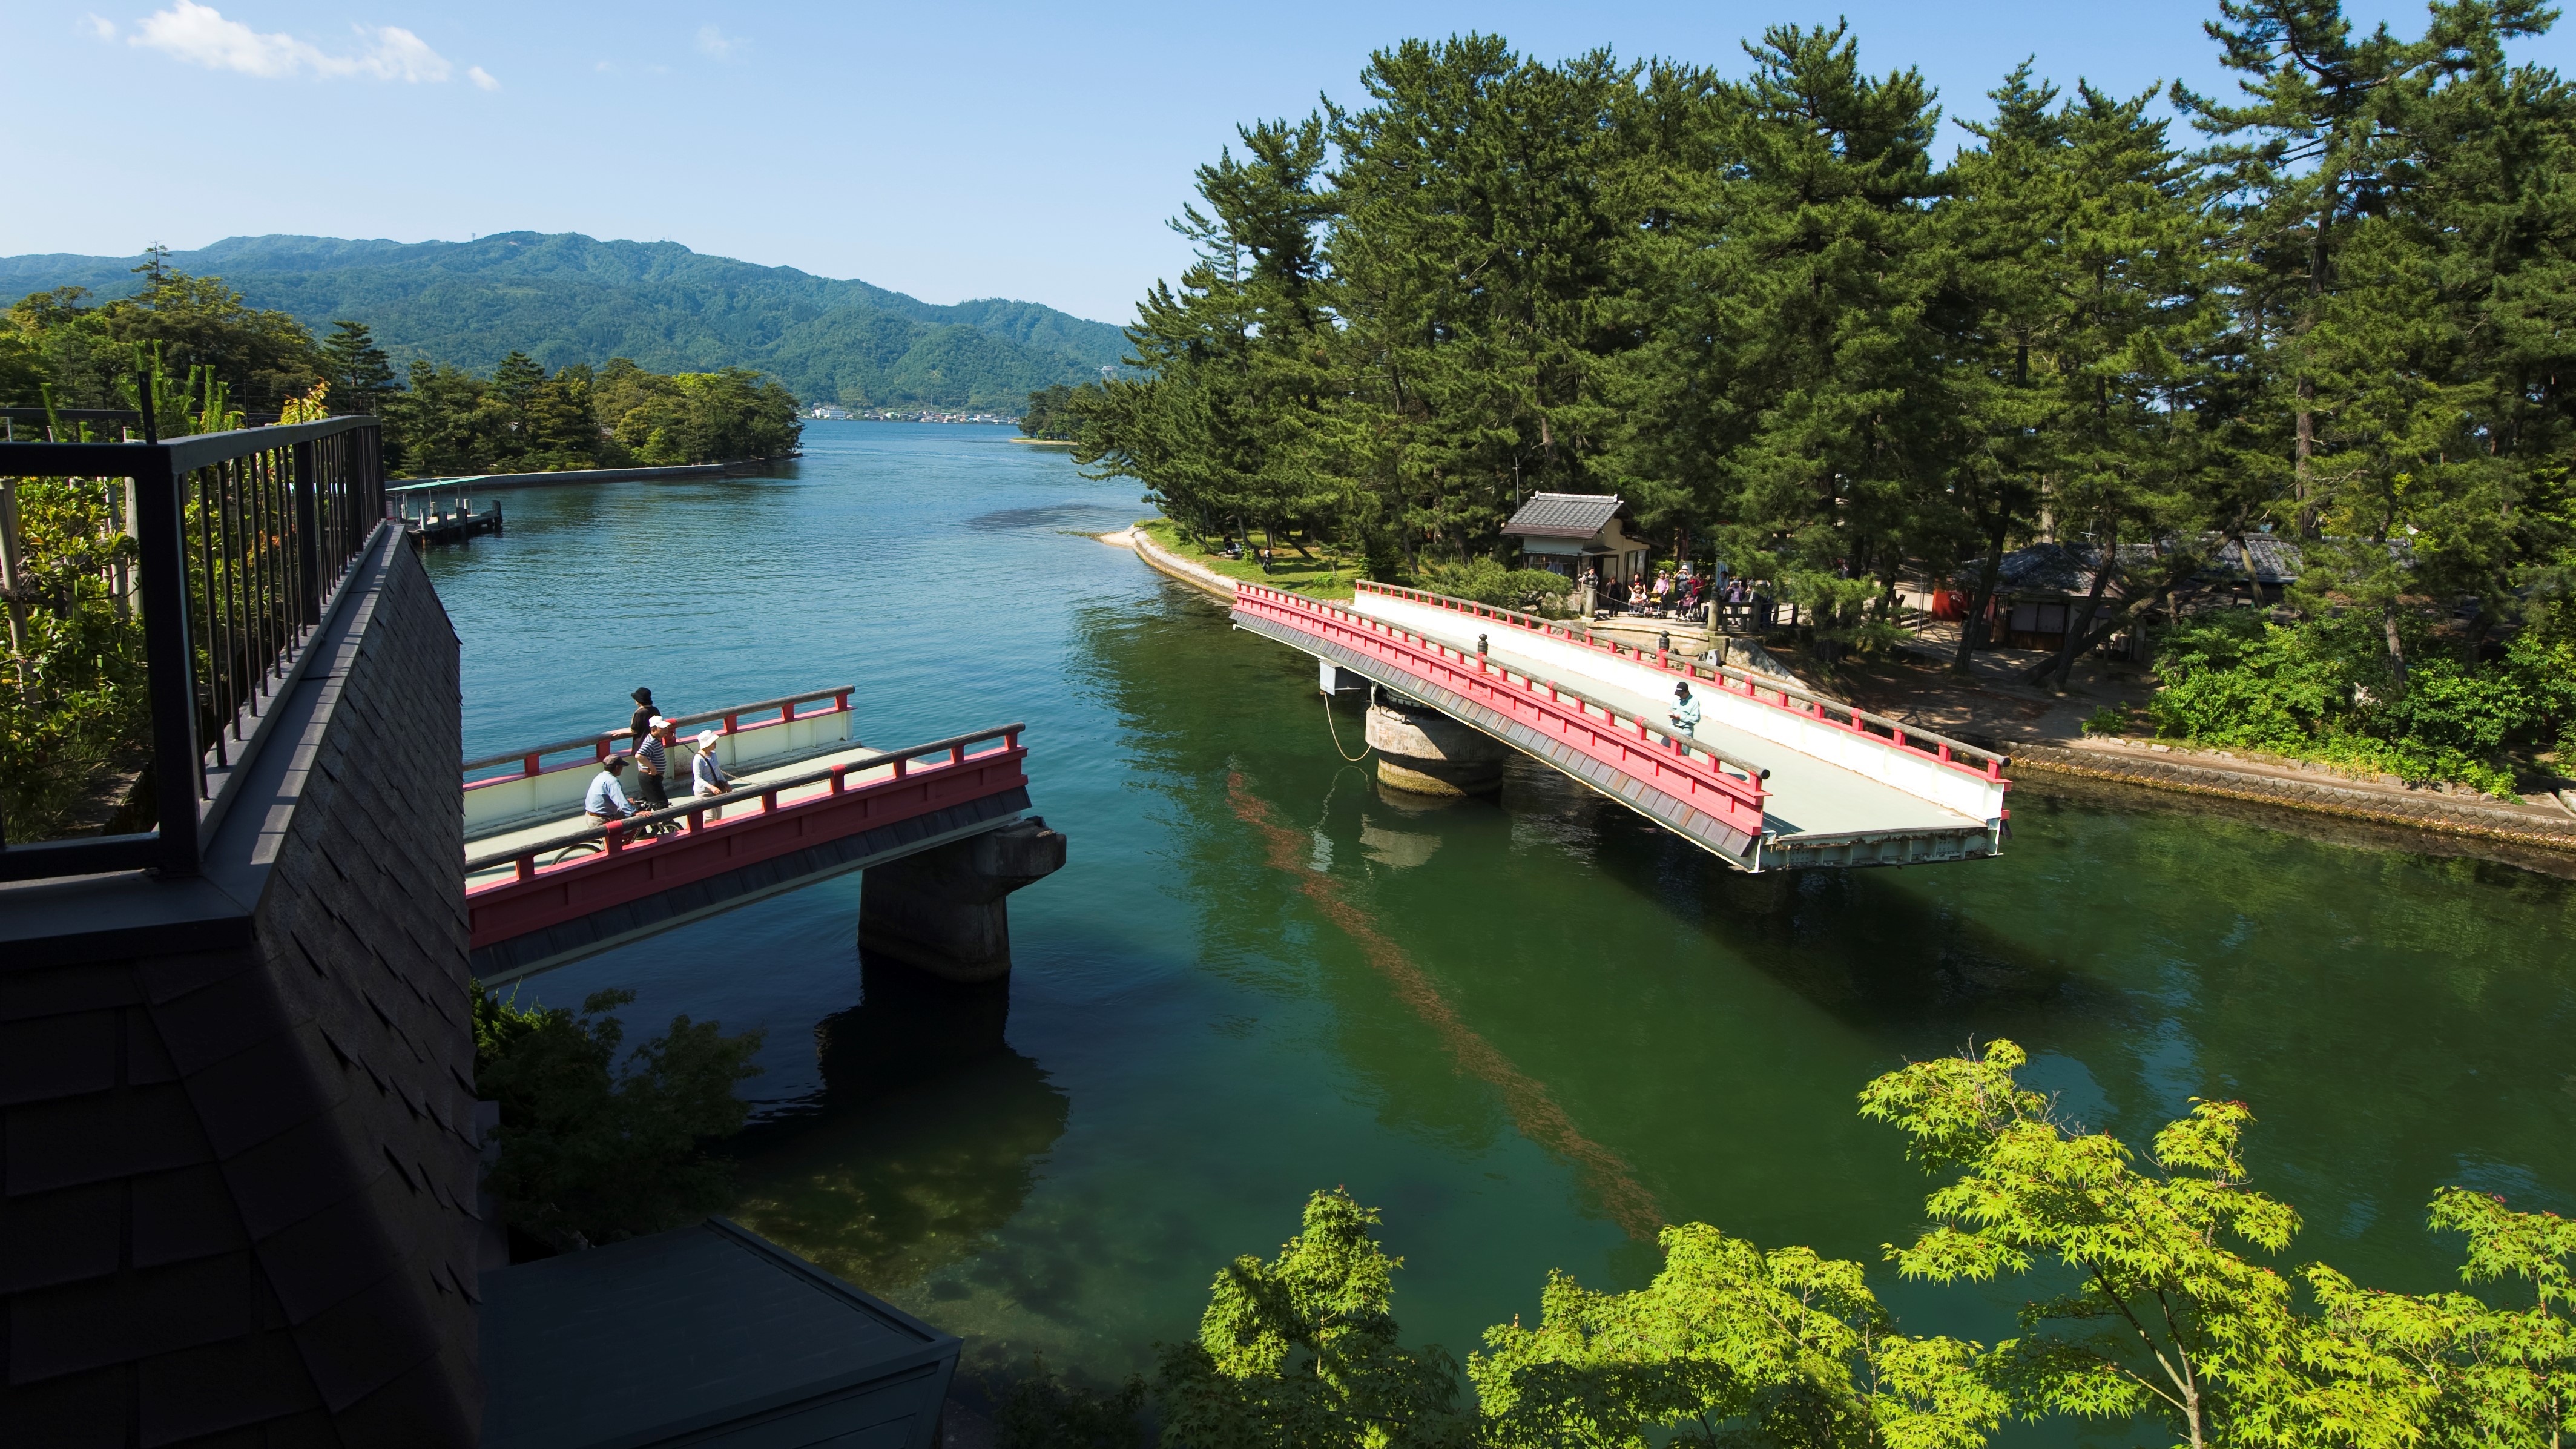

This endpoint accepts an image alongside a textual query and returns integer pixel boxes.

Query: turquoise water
[428,423,2576,1411]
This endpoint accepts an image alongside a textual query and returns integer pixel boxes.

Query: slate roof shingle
[1503,492,1627,540]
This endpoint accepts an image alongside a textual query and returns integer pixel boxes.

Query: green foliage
[382,354,800,477]
[1164,1042,2575,1448]
[995,1358,1148,1449]
[1156,1187,1468,1448]
[1414,559,1573,610]
[2079,705,2134,736]
[0,232,1125,409]
[1022,383,1101,441]
[1,261,323,414]
[598,361,803,467]
[2144,610,2562,793]
[472,983,765,1247]
[0,474,148,841]
[1472,1225,2003,1449]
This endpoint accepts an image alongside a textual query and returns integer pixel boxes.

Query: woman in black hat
[629,687,657,745]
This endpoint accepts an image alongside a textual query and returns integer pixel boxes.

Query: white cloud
[694,24,745,59]
[468,64,499,90]
[128,2,462,83]
[85,13,117,39]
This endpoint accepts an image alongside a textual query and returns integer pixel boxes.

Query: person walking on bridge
[1668,681,1702,744]
[584,755,637,826]
[691,728,734,820]
[633,717,676,811]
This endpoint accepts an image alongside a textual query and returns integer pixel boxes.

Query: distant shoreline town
[808,404,1016,426]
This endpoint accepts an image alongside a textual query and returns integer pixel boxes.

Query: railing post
[516,854,536,882]
[291,439,320,625]
[133,452,203,876]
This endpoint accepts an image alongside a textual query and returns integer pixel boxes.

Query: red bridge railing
[463,723,1026,951]
[1236,586,1767,840]
[461,686,855,792]
[1352,579,2006,783]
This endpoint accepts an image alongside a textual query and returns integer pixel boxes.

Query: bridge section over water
[1231,581,2008,871]
[460,691,1045,982]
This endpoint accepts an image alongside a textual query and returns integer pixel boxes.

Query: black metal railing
[0,415,387,880]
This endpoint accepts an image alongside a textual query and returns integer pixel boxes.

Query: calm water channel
[430,423,2575,1427]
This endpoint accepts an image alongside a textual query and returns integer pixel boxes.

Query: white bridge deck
[1241,583,2010,870]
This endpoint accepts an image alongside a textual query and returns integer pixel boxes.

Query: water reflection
[729,955,1071,1293]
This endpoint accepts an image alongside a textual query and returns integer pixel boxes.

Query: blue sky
[5,1,2570,326]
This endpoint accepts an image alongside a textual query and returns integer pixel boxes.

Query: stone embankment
[2014,739,2576,852]
[1122,525,1239,601]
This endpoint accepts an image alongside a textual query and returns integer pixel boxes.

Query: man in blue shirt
[585,755,637,825]
[1669,681,1702,742]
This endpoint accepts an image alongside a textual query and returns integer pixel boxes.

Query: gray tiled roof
[1503,492,1626,540]
[1971,532,2412,595]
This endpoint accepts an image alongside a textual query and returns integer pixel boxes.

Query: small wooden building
[1501,492,1652,582]
[1961,533,2317,652]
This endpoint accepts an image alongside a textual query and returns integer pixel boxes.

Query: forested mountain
[0,233,1125,409]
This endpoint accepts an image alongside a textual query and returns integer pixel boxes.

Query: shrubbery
[1415,558,1574,611]
[473,983,765,1250]
[2144,610,2574,794]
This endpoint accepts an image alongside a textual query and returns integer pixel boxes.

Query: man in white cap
[632,716,675,811]
[691,728,734,819]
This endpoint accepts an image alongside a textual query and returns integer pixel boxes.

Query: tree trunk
[1952,510,2009,674]
[2382,601,2409,696]
[2050,530,2119,688]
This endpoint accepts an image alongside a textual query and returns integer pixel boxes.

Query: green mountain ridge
[0,232,1132,409]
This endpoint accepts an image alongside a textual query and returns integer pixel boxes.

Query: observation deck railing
[0,415,388,880]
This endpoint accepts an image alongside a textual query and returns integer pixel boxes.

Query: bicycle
[548,809,682,866]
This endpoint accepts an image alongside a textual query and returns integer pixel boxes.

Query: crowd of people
[581,685,737,830]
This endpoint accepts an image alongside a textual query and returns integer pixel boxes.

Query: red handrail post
[724,712,739,734]
[834,689,851,712]
[893,756,908,779]
[949,744,966,765]
[829,765,848,794]
[762,788,779,813]
[605,824,625,854]
[522,752,541,777]
[1004,728,1021,752]
[515,854,535,882]
[782,699,798,722]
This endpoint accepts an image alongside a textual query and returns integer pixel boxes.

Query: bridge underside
[469,787,1031,983]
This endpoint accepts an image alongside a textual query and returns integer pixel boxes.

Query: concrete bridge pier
[1366,693,1507,797]
[858,817,1067,982]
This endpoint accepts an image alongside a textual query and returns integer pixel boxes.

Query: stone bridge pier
[1366,693,1507,797]
[857,817,1067,982]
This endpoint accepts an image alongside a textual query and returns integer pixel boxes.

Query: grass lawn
[1135,517,1357,599]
